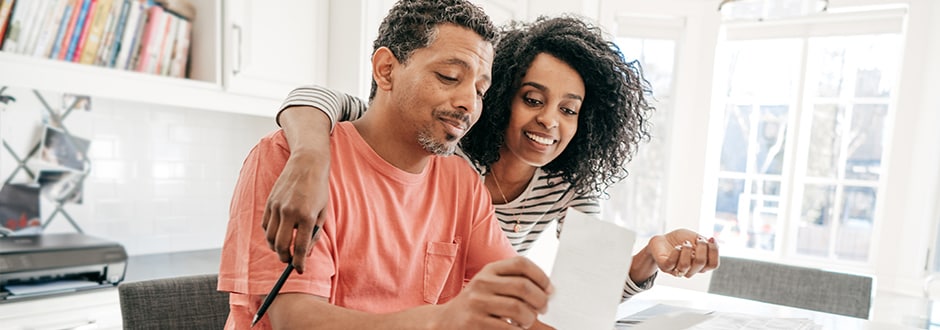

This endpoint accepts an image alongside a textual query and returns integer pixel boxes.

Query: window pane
[796,184,835,257]
[845,104,887,180]
[807,34,900,98]
[755,105,787,175]
[714,178,746,245]
[714,178,781,251]
[720,105,751,172]
[810,48,846,98]
[836,186,876,261]
[852,36,899,97]
[806,104,842,178]
[722,40,801,98]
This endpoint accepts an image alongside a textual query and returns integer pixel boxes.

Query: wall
[0,86,275,256]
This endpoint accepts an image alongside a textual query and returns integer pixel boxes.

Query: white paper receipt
[540,209,636,330]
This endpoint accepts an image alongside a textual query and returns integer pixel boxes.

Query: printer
[0,233,127,301]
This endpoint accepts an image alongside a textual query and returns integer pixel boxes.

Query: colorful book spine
[124,0,149,70]
[69,0,97,62]
[104,0,131,67]
[32,0,70,58]
[2,0,36,53]
[78,0,112,64]
[94,0,124,65]
[57,0,85,60]
[168,17,189,78]
[135,4,164,73]
[0,0,17,50]
[112,0,142,69]
[48,0,74,59]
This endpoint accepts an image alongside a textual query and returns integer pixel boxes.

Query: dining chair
[707,256,873,319]
[118,273,230,329]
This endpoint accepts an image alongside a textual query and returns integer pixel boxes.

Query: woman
[265,16,718,300]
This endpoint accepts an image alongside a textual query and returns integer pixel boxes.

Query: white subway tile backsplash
[0,87,276,255]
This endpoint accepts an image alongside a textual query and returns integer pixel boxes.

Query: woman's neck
[486,149,538,204]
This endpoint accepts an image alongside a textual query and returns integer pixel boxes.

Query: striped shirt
[278,86,655,299]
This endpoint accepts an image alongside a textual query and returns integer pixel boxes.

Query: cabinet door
[223,0,327,100]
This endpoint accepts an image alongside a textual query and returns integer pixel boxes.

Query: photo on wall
[0,183,42,236]
[36,170,85,204]
[37,125,91,172]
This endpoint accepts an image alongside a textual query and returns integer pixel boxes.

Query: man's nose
[452,83,480,114]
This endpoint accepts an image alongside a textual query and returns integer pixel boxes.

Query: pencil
[251,225,320,327]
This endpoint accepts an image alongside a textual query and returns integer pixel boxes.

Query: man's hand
[433,257,554,329]
[262,106,333,274]
[648,229,720,278]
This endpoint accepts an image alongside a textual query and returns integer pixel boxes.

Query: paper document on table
[616,304,820,330]
[540,209,636,330]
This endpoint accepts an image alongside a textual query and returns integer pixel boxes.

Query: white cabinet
[0,289,122,330]
[222,0,328,101]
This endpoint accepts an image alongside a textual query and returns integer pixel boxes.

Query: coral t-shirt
[218,123,516,329]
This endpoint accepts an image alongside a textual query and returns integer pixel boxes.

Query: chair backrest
[118,273,229,329]
[707,256,873,319]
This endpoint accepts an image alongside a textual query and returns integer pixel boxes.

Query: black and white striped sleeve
[275,85,368,132]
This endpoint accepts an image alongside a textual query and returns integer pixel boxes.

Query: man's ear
[372,47,398,92]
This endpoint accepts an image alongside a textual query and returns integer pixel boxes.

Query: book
[135,4,164,73]
[102,0,131,67]
[78,0,112,64]
[156,11,177,75]
[48,0,75,59]
[18,0,52,55]
[123,0,149,70]
[0,0,16,49]
[32,0,70,58]
[168,17,189,78]
[69,0,97,62]
[112,0,142,69]
[2,0,37,53]
[56,0,85,60]
[94,0,124,65]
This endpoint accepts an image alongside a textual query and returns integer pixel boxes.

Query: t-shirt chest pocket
[423,241,459,304]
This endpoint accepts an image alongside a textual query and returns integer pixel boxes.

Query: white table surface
[616,285,921,330]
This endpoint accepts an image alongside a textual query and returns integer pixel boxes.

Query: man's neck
[351,107,432,174]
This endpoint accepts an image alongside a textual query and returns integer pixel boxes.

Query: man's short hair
[369,0,498,100]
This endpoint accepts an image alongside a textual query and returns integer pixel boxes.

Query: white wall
[0,86,275,255]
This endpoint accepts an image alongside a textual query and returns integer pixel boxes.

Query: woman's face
[502,53,584,168]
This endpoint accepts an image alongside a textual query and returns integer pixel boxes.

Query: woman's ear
[372,47,398,92]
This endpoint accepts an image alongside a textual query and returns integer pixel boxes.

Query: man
[217,1,553,329]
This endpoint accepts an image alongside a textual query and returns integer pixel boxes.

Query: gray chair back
[118,273,229,329]
[707,256,873,319]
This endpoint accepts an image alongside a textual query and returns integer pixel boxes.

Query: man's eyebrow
[441,58,491,86]
[521,82,584,101]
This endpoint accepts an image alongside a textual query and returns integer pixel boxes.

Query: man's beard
[417,109,469,156]
[417,130,458,156]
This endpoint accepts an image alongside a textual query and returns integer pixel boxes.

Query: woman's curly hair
[461,16,654,197]
[369,0,497,101]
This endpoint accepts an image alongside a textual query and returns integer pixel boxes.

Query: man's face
[391,24,494,156]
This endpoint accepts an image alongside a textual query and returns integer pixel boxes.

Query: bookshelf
[0,0,328,117]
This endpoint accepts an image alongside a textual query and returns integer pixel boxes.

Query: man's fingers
[488,257,552,293]
[274,215,295,264]
[291,215,319,274]
[265,208,281,252]
[478,257,552,314]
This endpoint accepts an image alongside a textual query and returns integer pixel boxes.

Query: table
[616,286,921,329]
